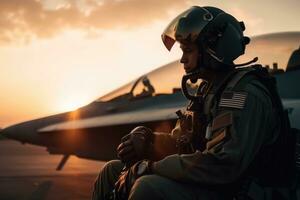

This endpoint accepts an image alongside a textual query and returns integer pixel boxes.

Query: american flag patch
[219,92,248,109]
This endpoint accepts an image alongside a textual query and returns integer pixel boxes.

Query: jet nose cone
[1,121,40,144]
[1,125,23,141]
[1,112,71,144]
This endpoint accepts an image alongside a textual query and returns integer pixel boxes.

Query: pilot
[136,76,155,98]
[92,6,294,200]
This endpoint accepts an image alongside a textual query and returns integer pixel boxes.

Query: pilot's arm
[151,80,278,184]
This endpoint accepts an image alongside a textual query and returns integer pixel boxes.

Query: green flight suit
[92,68,280,200]
[153,77,278,183]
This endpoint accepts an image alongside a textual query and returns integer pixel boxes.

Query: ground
[0,139,104,200]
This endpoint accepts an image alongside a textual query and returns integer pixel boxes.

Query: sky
[0,0,300,128]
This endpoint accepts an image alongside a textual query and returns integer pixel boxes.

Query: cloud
[0,0,188,44]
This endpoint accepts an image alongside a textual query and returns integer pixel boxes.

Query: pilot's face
[180,42,199,73]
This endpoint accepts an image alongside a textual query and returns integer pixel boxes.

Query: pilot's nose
[180,55,188,64]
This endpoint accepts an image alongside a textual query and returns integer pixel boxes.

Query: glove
[114,160,153,200]
[117,126,153,166]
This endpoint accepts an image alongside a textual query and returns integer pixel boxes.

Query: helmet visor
[161,6,213,51]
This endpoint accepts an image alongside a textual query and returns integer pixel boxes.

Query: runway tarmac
[0,139,105,200]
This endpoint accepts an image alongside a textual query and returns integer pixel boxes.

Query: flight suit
[92,67,280,200]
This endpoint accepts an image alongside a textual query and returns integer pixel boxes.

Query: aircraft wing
[38,106,183,133]
[33,105,184,164]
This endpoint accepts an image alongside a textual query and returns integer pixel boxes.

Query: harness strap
[225,68,255,91]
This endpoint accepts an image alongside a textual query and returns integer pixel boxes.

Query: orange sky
[1,0,300,128]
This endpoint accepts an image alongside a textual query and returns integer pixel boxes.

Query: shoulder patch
[219,91,248,109]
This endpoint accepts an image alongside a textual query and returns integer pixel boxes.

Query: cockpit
[97,61,185,102]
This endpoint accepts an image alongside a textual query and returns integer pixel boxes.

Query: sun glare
[59,101,84,112]
[55,94,92,112]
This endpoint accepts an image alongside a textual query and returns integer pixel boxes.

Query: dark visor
[161,6,213,51]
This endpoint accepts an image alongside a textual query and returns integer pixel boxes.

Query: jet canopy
[97,61,184,102]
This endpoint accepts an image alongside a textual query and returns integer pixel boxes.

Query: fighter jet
[1,32,300,172]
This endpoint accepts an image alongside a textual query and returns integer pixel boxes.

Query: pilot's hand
[114,160,153,199]
[117,126,153,166]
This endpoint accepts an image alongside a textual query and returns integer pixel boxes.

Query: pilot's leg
[128,174,222,200]
[92,160,124,200]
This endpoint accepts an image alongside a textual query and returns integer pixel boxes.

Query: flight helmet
[162,6,252,70]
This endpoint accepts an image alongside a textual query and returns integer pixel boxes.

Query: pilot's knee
[92,160,124,200]
[129,175,163,200]
[102,160,124,174]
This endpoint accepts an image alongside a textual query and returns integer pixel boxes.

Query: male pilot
[92,6,293,200]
